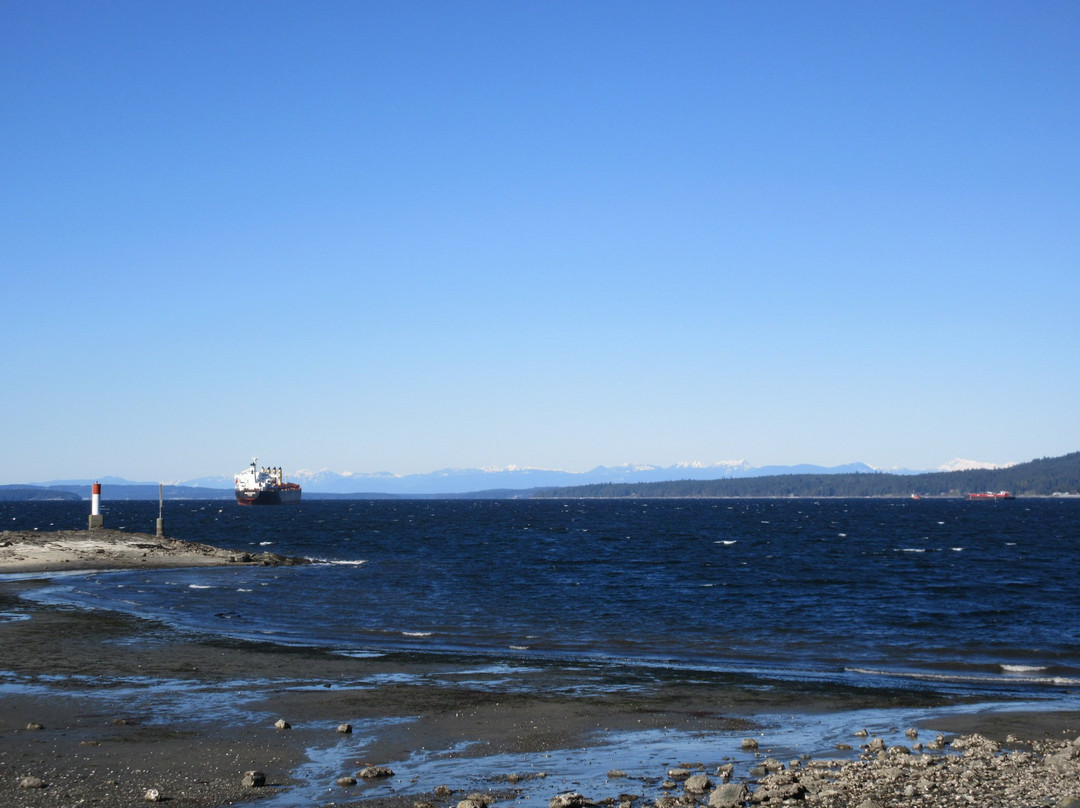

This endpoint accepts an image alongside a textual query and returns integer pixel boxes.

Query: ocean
[6,497,1079,696]
[3,497,1079,802]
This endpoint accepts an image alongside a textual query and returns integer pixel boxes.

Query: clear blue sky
[3,1,1077,483]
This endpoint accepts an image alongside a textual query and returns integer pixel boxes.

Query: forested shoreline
[532,452,1080,498]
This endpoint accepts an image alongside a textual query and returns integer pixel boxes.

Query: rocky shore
[2,531,1079,808]
[541,730,1080,808]
[0,528,309,572]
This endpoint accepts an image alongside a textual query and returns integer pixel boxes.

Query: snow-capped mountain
[178,460,878,495]
[37,458,1016,497]
[937,458,1016,472]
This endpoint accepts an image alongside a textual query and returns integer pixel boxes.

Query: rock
[242,771,266,787]
[144,788,164,802]
[465,794,494,807]
[274,718,291,729]
[550,792,588,808]
[761,758,784,773]
[668,768,691,779]
[18,775,46,789]
[741,737,759,750]
[608,769,628,778]
[684,773,712,793]
[905,728,919,739]
[716,763,734,782]
[926,733,947,750]
[25,722,44,730]
[338,776,358,786]
[359,765,395,779]
[709,783,748,807]
[854,729,869,737]
[434,785,454,798]
[337,723,353,733]
[751,780,806,803]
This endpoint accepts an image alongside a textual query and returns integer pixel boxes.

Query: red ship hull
[236,484,302,506]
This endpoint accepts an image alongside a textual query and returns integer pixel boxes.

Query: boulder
[709,783,749,807]
[18,776,46,789]
[359,765,395,779]
[242,771,266,787]
[684,773,712,793]
[550,793,588,808]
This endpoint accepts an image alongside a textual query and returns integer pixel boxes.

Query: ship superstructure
[235,458,302,505]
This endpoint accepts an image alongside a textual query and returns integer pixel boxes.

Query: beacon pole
[89,482,104,530]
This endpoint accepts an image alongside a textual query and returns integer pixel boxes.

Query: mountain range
[24,458,1009,497]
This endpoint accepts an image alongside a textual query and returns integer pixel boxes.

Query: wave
[1001,664,1048,674]
[310,559,368,566]
[847,666,1080,688]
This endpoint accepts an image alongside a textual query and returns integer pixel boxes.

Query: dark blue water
[4,497,1080,701]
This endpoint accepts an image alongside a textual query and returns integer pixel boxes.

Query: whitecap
[1001,664,1048,673]
[715,540,737,545]
[316,559,367,566]
[402,631,432,637]
[950,547,964,552]
[188,584,212,589]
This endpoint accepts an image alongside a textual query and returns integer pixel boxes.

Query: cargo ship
[235,459,302,505]
[967,491,1015,501]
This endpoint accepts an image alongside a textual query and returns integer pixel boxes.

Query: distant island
[530,451,1080,499]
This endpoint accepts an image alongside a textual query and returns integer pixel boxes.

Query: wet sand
[2,531,1079,808]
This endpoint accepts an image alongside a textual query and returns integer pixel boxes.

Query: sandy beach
[2,530,1079,808]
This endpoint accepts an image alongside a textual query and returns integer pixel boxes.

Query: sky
[2,1,1078,484]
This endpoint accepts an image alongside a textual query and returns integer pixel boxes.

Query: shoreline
[2,532,1080,807]
[0,528,310,573]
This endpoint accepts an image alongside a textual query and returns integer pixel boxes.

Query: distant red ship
[967,491,1015,500]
